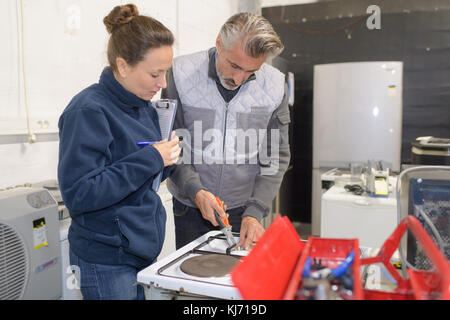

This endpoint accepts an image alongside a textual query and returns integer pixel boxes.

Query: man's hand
[238,216,265,250]
[194,190,227,226]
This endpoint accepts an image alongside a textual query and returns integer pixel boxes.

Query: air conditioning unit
[0,187,62,300]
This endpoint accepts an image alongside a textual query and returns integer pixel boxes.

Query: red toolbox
[231,214,449,300]
[283,237,363,300]
[231,215,305,300]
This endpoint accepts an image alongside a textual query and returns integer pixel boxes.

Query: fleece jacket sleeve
[58,108,164,214]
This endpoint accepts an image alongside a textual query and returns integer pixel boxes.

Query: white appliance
[137,231,249,300]
[0,187,61,300]
[27,180,175,300]
[31,180,82,300]
[312,61,403,235]
[156,181,176,261]
[320,178,398,249]
[59,217,83,300]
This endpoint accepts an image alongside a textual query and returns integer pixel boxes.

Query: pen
[137,135,182,146]
[136,141,157,146]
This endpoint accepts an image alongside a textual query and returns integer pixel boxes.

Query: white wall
[0,141,60,189]
[0,0,240,190]
[261,0,318,7]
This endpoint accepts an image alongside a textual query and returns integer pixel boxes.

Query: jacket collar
[99,67,150,109]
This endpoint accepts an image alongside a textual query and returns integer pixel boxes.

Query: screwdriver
[213,197,237,251]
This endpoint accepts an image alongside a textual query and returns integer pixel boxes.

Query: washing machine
[320,177,398,249]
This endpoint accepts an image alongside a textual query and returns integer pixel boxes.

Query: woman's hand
[153,131,181,167]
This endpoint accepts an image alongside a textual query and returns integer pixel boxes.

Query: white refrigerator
[311,61,403,235]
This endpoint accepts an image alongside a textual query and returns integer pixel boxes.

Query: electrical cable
[344,184,364,195]
[18,0,36,144]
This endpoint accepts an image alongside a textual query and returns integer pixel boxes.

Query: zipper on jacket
[218,102,229,197]
[213,82,243,199]
[222,102,229,153]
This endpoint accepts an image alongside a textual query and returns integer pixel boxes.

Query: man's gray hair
[219,12,284,59]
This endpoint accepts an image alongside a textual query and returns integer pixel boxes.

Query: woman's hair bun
[103,3,139,34]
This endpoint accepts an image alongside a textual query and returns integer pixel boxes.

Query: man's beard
[217,70,240,91]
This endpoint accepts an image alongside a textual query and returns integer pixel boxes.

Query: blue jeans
[173,197,245,249]
[69,248,146,300]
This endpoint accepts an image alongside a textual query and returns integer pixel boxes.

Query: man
[162,12,291,250]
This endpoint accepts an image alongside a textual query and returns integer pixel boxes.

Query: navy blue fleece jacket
[58,67,171,268]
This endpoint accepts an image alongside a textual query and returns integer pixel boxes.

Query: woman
[58,4,180,300]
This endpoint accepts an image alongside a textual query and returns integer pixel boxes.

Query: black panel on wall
[263,0,450,223]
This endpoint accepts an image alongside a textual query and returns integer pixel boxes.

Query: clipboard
[152,99,177,192]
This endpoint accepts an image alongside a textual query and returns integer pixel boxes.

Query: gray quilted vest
[167,49,285,209]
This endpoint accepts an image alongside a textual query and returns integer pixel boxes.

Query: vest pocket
[276,111,291,125]
[183,105,216,151]
[183,105,215,133]
[236,109,271,131]
[236,110,271,163]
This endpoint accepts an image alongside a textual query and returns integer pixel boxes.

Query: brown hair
[103,3,174,72]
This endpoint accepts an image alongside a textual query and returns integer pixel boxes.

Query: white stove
[137,231,250,300]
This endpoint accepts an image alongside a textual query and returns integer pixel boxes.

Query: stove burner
[180,254,240,278]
